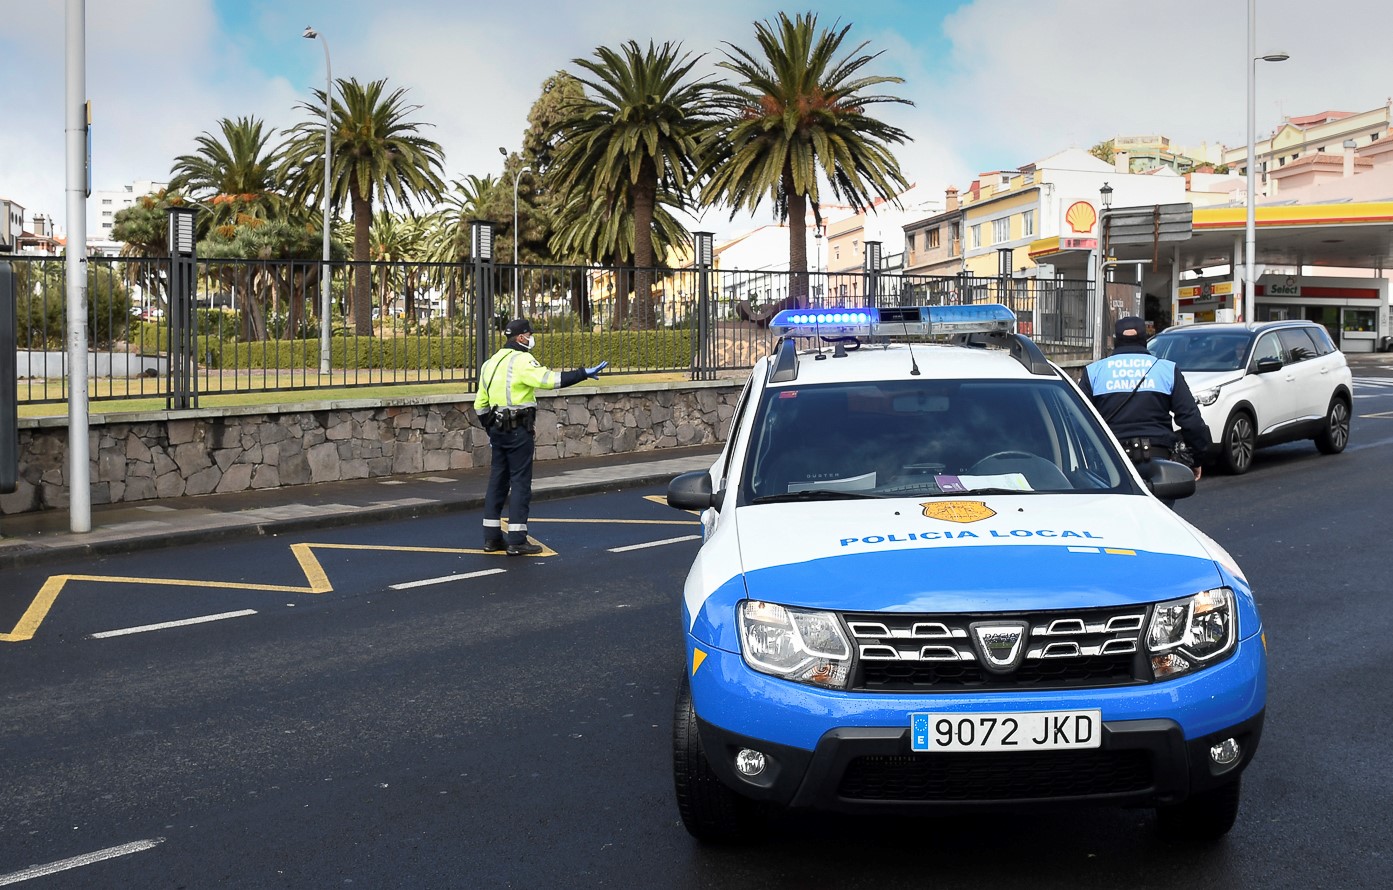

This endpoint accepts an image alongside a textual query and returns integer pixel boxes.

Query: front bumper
[688,633,1266,812]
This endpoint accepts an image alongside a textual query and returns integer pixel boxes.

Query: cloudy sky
[2,0,1390,241]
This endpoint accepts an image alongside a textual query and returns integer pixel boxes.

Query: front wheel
[1155,779,1243,841]
[1314,397,1350,455]
[1220,411,1256,475]
[672,677,764,842]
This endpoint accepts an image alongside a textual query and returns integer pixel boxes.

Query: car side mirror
[668,470,723,511]
[1137,459,1197,501]
[1254,357,1283,374]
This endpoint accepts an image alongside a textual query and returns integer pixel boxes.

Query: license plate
[910,710,1102,752]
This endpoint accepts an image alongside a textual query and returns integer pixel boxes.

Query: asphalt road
[2,369,1392,888]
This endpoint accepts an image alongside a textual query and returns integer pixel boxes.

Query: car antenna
[814,312,827,360]
[903,314,921,376]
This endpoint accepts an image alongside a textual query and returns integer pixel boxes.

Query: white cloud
[5,0,1392,245]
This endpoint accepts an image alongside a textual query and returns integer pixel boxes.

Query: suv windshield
[1149,330,1254,372]
[741,378,1133,503]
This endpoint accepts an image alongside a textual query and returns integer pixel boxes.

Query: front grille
[845,606,1150,692]
[838,749,1154,801]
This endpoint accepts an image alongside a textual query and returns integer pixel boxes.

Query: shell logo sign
[1065,201,1097,234]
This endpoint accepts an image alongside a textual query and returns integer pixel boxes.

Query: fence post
[863,240,882,307]
[691,232,714,381]
[470,220,495,377]
[1,260,17,496]
[166,206,198,410]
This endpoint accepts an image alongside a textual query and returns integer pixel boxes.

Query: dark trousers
[484,425,535,543]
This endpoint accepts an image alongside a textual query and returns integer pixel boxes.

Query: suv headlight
[1193,386,1220,406]
[739,601,852,689]
[1146,587,1236,679]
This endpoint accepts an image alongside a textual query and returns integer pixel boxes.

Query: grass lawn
[16,370,724,419]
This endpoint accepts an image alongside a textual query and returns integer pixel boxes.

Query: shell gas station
[1108,202,1393,353]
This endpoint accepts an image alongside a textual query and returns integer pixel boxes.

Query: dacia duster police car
[666,305,1266,843]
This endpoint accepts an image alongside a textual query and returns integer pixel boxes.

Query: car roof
[1154,320,1321,337]
[759,341,1052,385]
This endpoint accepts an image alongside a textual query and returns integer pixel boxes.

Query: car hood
[732,494,1224,613]
[1180,369,1245,392]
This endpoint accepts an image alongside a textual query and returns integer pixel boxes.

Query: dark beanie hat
[1114,316,1146,343]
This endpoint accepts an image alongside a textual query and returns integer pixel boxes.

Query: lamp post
[1092,182,1114,361]
[500,147,529,315]
[1244,0,1289,324]
[304,26,333,374]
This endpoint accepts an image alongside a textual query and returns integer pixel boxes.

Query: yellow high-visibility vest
[474,346,560,412]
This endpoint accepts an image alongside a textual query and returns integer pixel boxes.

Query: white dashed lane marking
[608,535,702,553]
[0,838,164,885]
[90,610,258,639]
[390,568,507,590]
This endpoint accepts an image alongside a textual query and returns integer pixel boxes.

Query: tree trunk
[632,166,658,329]
[785,166,809,309]
[351,187,373,334]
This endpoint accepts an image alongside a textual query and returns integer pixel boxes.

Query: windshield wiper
[919,487,1038,497]
[751,490,882,504]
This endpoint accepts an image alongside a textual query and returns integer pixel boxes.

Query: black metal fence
[4,254,1093,406]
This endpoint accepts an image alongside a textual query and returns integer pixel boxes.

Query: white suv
[1148,321,1352,474]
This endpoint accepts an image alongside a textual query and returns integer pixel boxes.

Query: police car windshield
[742,378,1133,503]
[1149,330,1253,372]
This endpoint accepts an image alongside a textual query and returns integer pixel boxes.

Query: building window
[992,217,1009,244]
[969,224,981,249]
[1022,210,1035,237]
[102,198,112,205]
[1374,133,1382,142]
[928,227,941,248]
[907,232,916,251]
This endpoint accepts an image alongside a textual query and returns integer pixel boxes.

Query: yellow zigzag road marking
[0,540,552,644]
[3,496,694,644]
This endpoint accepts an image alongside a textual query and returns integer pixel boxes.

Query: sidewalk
[0,445,722,571]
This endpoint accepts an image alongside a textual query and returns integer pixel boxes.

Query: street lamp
[1244,0,1290,324]
[499,146,530,315]
[304,26,333,374]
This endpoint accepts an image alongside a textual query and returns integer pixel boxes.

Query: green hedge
[205,330,696,372]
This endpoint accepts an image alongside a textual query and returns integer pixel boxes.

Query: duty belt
[495,406,536,432]
[1122,437,1170,464]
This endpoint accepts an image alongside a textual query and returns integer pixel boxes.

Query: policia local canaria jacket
[1080,342,1213,455]
[474,342,588,421]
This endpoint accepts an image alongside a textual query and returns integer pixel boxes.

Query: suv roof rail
[951,331,1056,376]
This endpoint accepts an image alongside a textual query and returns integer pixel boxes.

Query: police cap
[504,318,533,338]
[1114,316,1146,343]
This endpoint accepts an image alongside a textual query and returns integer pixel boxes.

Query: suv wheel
[1155,779,1243,841]
[1314,396,1350,455]
[673,676,764,842]
[1220,411,1256,475]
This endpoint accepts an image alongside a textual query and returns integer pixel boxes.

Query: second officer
[474,318,607,555]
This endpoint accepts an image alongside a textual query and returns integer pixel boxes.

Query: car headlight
[1146,587,1236,679]
[739,601,852,689]
[1193,387,1220,406]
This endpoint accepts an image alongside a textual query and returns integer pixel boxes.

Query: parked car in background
[1148,321,1352,474]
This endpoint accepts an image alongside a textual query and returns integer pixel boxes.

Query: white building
[90,179,167,241]
[0,197,23,251]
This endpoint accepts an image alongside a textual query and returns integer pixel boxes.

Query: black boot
[483,537,506,553]
[506,532,542,556]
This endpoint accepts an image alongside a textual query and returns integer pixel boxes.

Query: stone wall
[2,382,742,515]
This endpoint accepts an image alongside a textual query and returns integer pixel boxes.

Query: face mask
[521,334,536,351]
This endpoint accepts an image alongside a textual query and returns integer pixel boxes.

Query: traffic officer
[474,318,607,555]
[1081,316,1210,481]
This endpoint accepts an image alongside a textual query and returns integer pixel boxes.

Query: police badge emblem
[921,501,996,523]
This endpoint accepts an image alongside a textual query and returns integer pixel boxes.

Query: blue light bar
[769,307,879,337]
[921,303,1016,333]
[770,303,1015,338]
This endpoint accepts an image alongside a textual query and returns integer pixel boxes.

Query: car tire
[1314,396,1350,455]
[672,676,763,843]
[1155,778,1243,841]
[1220,411,1256,475]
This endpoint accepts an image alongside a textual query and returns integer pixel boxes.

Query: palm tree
[549,40,715,327]
[169,116,286,232]
[281,77,447,333]
[702,12,912,310]
[369,211,426,321]
[421,175,502,323]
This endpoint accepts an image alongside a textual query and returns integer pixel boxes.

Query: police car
[666,304,1266,843]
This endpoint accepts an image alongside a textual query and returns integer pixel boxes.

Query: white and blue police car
[666,304,1265,843]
